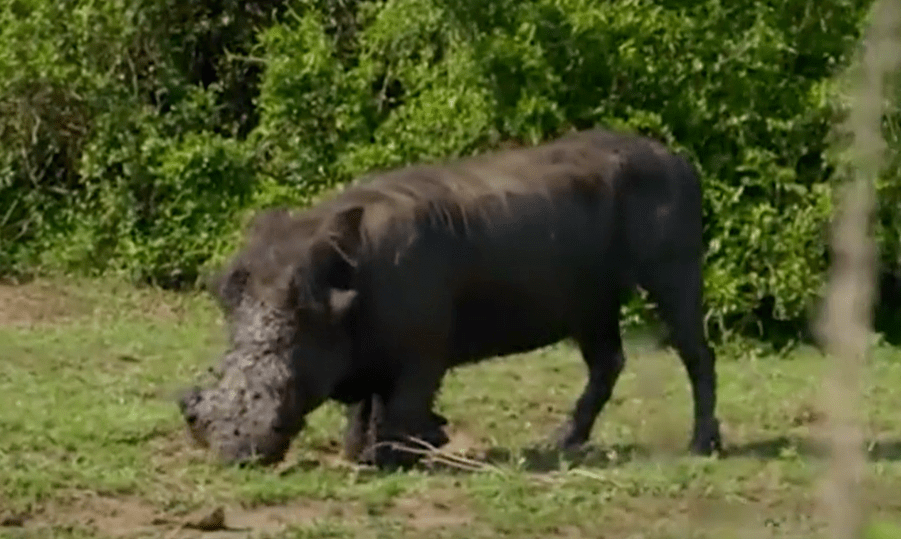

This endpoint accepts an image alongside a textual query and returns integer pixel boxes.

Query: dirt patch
[10,493,347,538]
[13,495,161,537]
[6,487,478,538]
[388,490,475,531]
[159,502,338,538]
[591,494,826,538]
[442,426,484,456]
[0,281,86,327]
[0,279,209,329]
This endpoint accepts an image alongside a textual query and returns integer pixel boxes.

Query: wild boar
[177,127,722,469]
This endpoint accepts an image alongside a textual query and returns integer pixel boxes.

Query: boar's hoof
[342,397,382,463]
[343,397,450,466]
[549,419,589,453]
[371,441,420,471]
[688,418,722,456]
[350,422,450,470]
[367,427,451,470]
[343,415,375,463]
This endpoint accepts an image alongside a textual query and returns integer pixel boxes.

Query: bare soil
[6,483,476,538]
[12,494,332,538]
[0,281,85,327]
[0,423,483,538]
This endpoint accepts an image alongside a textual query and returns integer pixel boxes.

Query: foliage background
[0,0,894,345]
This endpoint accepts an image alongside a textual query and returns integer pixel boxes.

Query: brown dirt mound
[0,281,85,327]
[4,489,475,538]
[9,494,337,538]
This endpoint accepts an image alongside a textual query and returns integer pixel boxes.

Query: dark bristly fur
[177,127,723,469]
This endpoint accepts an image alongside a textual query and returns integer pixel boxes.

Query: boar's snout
[176,385,212,449]
[176,386,202,423]
[211,415,302,466]
[173,381,307,466]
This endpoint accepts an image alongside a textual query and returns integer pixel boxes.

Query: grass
[1,278,901,538]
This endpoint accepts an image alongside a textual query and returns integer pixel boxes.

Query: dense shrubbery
[2,0,895,344]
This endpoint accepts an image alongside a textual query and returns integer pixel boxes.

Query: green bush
[251,9,367,202]
[248,0,872,342]
[35,114,256,287]
[0,0,278,284]
[2,0,893,345]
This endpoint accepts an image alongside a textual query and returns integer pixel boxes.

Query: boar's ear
[328,207,365,266]
[213,264,249,313]
[328,288,358,323]
[316,206,364,322]
[321,206,365,290]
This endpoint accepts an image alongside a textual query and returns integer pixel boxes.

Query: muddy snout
[176,386,202,424]
[176,385,213,449]
[174,384,304,466]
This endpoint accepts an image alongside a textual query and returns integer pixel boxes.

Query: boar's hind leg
[642,257,722,456]
[556,299,625,450]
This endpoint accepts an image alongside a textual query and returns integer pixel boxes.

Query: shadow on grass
[478,443,650,472]
[415,436,901,475]
[722,435,901,462]
[411,442,654,475]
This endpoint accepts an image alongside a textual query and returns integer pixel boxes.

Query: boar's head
[177,207,364,465]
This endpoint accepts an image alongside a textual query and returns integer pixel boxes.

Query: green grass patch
[1,279,901,538]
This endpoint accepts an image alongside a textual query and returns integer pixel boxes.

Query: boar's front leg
[368,364,450,470]
[343,394,450,466]
[343,398,376,463]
